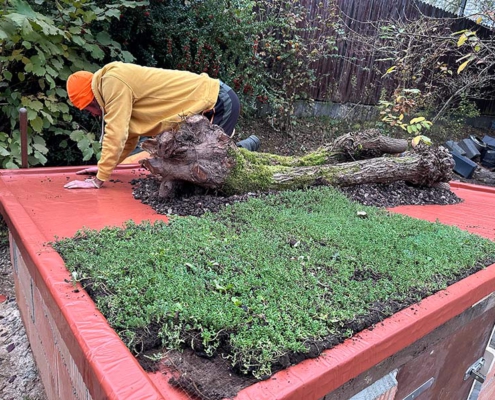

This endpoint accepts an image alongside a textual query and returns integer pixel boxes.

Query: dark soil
[131,176,463,217]
[127,120,495,400]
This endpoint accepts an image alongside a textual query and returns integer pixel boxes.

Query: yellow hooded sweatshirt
[91,62,220,181]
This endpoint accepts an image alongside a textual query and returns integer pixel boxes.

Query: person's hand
[76,167,99,175]
[64,178,103,189]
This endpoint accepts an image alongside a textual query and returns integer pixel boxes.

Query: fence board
[300,0,494,114]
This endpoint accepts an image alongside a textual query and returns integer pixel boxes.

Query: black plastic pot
[452,151,478,179]
[481,150,495,169]
[482,135,495,150]
[236,135,261,151]
[458,138,481,161]
[469,135,487,158]
[445,140,466,156]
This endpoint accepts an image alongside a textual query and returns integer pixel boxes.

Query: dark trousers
[203,82,240,136]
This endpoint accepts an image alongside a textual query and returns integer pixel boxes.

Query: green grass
[54,187,495,378]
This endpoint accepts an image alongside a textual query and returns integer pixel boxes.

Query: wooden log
[139,116,453,197]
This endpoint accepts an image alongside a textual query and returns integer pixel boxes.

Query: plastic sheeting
[0,167,494,400]
[390,182,495,240]
[0,165,168,400]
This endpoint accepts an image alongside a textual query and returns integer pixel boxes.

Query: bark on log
[330,129,408,159]
[139,115,454,197]
[140,115,236,197]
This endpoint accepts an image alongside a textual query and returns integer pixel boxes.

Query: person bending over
[64,61,240,189]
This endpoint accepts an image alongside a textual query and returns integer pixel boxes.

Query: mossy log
[140,115,453,197]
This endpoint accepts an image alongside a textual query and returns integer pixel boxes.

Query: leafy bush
[0,0,143,168]
[0,0,342,169]
[106,0,341,132]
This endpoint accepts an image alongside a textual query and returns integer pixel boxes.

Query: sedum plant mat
[54,187,495,379]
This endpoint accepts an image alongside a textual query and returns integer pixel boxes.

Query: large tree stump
[139,115,454,197]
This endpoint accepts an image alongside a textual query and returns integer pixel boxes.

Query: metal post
[19,108,28,169]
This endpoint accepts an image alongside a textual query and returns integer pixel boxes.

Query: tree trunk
[140,115,453,197]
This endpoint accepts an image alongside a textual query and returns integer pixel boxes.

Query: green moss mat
[54,187,495,378]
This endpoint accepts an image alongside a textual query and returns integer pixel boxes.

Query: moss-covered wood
[224,145,454,194]
[140,115,452,197]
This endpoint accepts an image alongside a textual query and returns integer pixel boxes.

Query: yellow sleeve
[117,135,140,164]
[96,76,133,181]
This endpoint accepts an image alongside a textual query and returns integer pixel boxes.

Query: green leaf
[57,103,69,113]
[33,150,47,164]
[104,9,121,19]
[457,33,468,47]
[88,44,105,60]
[82,147,94,161]
[45,74,56,88]
[0,147,10,157]
[70,130,86,141]
[31,116,43,133]
[5,160,18,169]
[45,65,57,77]
[40,111,54,124]
[7,13,29,28]
[37,20,63,36]
[71,36,86,46]
[33,143,48,153]
[77,138,91,151]
[96,31,113,45]
[27,100,43,112]
[26,109,37,120]
[121,51,135,63]
[39,40,63,56]
[55,88,66,98]
[32,135,46,145]
[384,66,396,76]
[51,58,64,71]
[231,297,242,307]
[33,65,46,76]
[3,71,13,81]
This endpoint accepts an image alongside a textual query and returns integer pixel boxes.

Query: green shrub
[106,0,341,132]
[0,0,144,168]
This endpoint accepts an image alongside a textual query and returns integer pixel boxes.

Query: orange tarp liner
[0,166,494,400]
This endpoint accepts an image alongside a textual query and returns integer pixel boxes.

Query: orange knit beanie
[67,71,94,110]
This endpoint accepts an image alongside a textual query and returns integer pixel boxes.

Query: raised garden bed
[54,184,495,395]
[1,165,495,400]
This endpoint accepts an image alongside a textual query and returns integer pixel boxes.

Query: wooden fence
[301,0,495,115]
